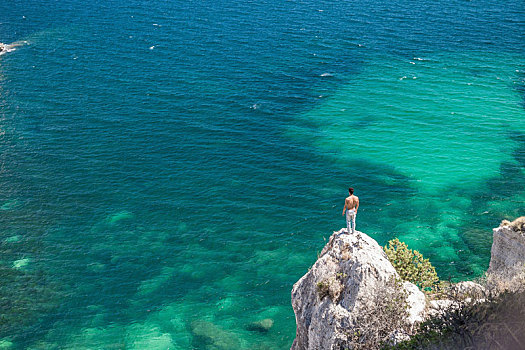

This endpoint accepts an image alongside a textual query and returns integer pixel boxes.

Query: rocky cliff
[291,229,426,350]
[291,218,525,350]
[488,217,525,279]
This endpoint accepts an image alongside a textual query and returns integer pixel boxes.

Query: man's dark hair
[349,187,354,195]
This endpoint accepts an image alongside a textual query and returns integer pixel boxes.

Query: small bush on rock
[316,278,343,302]
[384,239,439,294]
[316,281,330,300]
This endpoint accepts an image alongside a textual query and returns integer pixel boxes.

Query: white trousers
[346,209,356,233]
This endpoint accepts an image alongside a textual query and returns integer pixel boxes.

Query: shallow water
[0,0,524,348]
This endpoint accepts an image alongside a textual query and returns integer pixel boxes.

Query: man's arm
[355,197,359,212]
[342,199,347,216]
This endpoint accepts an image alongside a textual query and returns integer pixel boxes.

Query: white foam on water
[0,41,28,56]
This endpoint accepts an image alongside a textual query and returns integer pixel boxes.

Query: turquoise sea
[0,0,524,348]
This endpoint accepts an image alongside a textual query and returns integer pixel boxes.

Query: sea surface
[0,0,524,348]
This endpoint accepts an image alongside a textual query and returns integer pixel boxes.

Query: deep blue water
[0,0,524,348]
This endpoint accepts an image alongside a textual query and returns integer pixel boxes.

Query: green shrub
[316,281,330,299]
[316,278,344,302]
[384,238,439,293]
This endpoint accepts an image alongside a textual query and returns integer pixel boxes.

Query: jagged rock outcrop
[292,219,525,349]
[488,217,525,279]
[291,229,426,350]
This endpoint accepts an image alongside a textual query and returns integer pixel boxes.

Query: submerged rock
[125,323,175,350]
[0,200,20,211]
[86,262,106,273]
[106,210,134,224]
[291,229,426,350]
[12,258,31,270]
[4,235,21,243]
[191,320,240,349]
[246,318,274,332]
[0,339,13,349]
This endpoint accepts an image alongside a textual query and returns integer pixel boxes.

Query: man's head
[349,187,354,195]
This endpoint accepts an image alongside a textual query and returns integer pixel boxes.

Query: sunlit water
[0,0,524,348]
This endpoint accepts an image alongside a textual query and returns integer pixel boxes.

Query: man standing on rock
[342,187,359,234]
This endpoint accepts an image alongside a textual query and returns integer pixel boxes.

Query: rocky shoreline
[290,217,525,349]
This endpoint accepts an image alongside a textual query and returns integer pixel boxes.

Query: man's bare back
[344,195,359,213]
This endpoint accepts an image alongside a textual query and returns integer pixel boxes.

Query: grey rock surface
[453,281,485,299]
[291,229,426,350]
[291,219,525,350]
[488,217,525,278]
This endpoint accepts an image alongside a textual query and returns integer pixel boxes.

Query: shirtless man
[342,187,359,234]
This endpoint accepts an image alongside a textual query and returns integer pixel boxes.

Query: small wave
[320,73,333,77]
[0,40,28,56]
[413,57,429,61]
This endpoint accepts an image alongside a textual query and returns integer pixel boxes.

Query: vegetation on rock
[384,238,439,294]
[390,273,525,350]
[316,277,343,302]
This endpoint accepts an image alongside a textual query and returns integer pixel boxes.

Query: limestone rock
[291,229,426,350]
[453,281,485,299]
[291,219,525,350]
[403,281,426,324]
[488,217,525,279]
